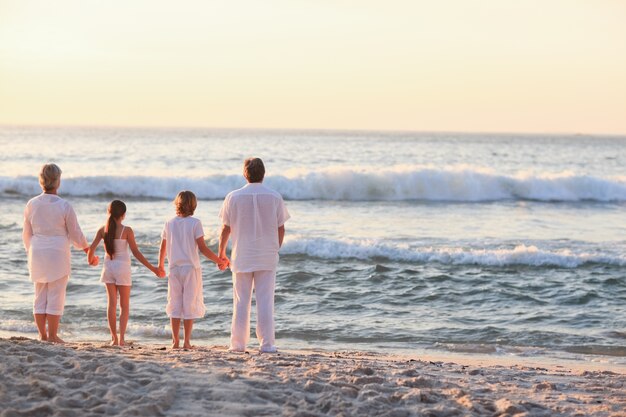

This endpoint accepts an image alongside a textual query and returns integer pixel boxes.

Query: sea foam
[0,319,38,334]
[126,323,170,338]
[280,237,626,267]
[1,166,625,202]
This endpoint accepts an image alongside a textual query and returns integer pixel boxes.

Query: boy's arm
[157,239,167,278]
[196,237,221,264]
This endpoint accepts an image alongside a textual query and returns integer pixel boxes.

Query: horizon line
[1,122,625,138]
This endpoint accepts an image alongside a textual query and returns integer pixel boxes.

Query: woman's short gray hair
[39,163,62,191]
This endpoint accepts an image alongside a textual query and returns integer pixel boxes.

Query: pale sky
[1,0,625,134]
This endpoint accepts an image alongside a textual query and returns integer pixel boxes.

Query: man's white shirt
[219,183,290,273]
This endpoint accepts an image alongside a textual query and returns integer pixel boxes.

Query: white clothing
[219,183,290,273]
[230,270,276,352]
[33,275,69,315]
[161,216,204,272]
[100,226,132,286]
[23,193,89,283]
[166,265,206,319]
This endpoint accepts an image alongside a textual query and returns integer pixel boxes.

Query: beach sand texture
[0,337,624,417]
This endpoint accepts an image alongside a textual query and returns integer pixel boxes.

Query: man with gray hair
[218,158,290,352]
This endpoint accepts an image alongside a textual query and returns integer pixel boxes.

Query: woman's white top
[101,226,132,285]
[22,193,89,283]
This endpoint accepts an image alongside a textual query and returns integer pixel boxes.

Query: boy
[158,191,227,349]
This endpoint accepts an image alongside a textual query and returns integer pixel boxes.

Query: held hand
[217,256,230,271]
[157,267,166,278]
[89,255,100,266]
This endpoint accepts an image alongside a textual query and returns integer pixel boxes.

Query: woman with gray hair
[22,163,98,343]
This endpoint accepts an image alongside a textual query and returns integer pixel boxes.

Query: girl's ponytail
[103,200,127,259]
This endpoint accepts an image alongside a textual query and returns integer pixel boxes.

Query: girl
[88,200,163,346]
[158,191,227,349]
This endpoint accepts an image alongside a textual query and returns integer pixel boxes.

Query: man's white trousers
[230,270,276,352]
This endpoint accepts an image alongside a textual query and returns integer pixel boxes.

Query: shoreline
[3,328,625,375]
[1,336,624,416]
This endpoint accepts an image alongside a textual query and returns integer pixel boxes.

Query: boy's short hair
[174,191,197,217]
[243,157,265,183]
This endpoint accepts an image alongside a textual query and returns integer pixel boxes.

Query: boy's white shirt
[161,216,204,270]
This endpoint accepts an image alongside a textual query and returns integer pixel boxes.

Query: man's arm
[278,225,285,248]
[219,224,231,259]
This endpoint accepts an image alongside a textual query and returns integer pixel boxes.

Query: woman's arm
[278,225,285,248]
[127,228,159,274]
[22,205,33,252]
[65,203,89,250]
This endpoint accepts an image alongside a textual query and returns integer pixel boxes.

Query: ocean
[1,126,625,365]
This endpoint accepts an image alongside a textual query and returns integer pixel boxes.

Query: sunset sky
[1,0,625,134]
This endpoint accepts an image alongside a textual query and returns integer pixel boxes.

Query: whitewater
[1,126,625,364]
[1,166,626,201]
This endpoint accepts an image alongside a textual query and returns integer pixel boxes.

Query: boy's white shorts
[166,265,206,320]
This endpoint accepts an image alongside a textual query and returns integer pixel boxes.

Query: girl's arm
[126,227,160,276]
[88,227,104,265]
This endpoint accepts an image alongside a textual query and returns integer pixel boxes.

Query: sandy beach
[1,337,624,417]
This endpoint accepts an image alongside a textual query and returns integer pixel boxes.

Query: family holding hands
[23,158,290,352]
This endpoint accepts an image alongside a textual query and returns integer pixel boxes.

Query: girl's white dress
[100,226,132,286]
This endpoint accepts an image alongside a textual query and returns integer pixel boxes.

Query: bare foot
[49,336,65,344]
[183,343,194,350]
[110,340,119,346]
[172,340,180,349]
[38,336,48,342]
[119,339,125,347]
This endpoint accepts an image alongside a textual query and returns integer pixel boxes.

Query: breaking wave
[281,237,626,267]
[2,166,625,202]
